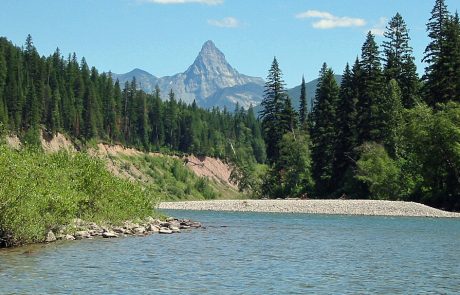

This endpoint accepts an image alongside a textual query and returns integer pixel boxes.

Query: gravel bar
[158,199,460,218]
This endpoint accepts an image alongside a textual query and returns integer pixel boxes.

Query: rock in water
[102,231,118,238]
[159,228,173,234]
[64,234,75,241]
[45,231,56,243]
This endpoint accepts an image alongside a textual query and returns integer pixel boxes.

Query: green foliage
[400,102,460,210]
[0,36,264,166]
[422,0,459,105]
[118,154,222,201]
[357,32,385,144]
[355,143,403,200]
[311,66,340,196]
[383,13,420,108]
[298,76,308,130]
[0,146,158,246]
[195,177,217,200]
[261,134,313,198]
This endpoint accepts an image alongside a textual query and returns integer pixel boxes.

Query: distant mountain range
[112,40,264,109]
[112,40,341,111]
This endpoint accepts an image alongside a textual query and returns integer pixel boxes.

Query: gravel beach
[159,199,460,218]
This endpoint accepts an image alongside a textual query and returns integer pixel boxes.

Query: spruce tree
[439,13,460,103]
[0,50,7,125]
[357,32,385,144]
[382,79,404,157]
[149,85,163,147]
[298,76,308,130]
[50,88,62,134]
[311,66,340,196]
[259,57,288,163]
[164,89,178,149]
[333,63,358,189]
[383,13,420,108]
[422,0,450,105]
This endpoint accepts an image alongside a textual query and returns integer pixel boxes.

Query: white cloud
[369,17,388,36]
[208,17,240,28]
[141,0,223,5]
[296,10,366,29]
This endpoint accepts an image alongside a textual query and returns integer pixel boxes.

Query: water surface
[1,211,459,294]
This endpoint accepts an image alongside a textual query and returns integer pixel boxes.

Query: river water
[1,210,459,294]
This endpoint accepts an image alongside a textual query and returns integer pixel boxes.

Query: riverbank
[158,199,460,218]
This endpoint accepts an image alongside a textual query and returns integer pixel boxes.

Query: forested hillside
[255,0,460,210]
[0,0,459,211]
[0,36,265,165]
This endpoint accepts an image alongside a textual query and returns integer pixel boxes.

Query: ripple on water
[0,211,459,294]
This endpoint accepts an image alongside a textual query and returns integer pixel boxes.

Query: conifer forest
[0,0,459,210]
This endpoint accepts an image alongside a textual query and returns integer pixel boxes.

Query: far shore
[158,199,460,218]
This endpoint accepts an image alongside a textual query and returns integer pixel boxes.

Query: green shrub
[0,146,159,246]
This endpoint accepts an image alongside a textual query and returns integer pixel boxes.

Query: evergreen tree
[0,48,7,124]
[357,32,385,144]
[438,13,460,103]
[280,96,298,137]
[50,88,62,134]
[23,81,40,130]
[382,79,404,157]
[383,13,420,108]
[333,63,358,190]
[5,45,24,129]
[311,66,340,196]
[259,57,288,163]
[298,76,308,130]
[164,89,178,149]
[149,85,164,147]
[422,0,450,105]
[135,90,149,149]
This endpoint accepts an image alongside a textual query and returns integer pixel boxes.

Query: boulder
[113,227,126,234]
[102,231,118,238]
[170,226,181,233]
[45,231,56,243]
[133,226,146,235]
[147,224,160,233]
[159,228,173,234]
[75,231,91,240]
[64,234,75,240]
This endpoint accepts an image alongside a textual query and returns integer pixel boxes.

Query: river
[1,210,459,294]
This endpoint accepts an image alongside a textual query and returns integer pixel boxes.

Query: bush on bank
[0,146,159,246]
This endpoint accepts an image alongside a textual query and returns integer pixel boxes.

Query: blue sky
[1,0,458,88]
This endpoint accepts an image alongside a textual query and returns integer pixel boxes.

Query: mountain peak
[202,40,217,50]
[197,40,225,60]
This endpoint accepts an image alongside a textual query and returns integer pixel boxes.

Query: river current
[1,210,459,294]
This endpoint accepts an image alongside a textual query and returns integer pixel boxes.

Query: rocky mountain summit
[113,40,264,109]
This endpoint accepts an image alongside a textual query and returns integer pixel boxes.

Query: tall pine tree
[259,57,288,163]
[383,13,420,108]
[422,0,450,105]
[332,63,358,190]
[311,65,340,196]
[357,32,385,144]
[298,76,308,130]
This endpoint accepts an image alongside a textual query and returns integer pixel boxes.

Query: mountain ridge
[112,40,264,109]
[112,41,341,111]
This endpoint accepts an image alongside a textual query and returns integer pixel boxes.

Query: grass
[114,153,228,201]
[0,146,160,246]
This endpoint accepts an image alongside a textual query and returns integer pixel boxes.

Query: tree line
[258,0,460,210]
[0,35,266,164]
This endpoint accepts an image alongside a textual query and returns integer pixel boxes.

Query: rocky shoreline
[158,199,460,218]
[43,217,202,243]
